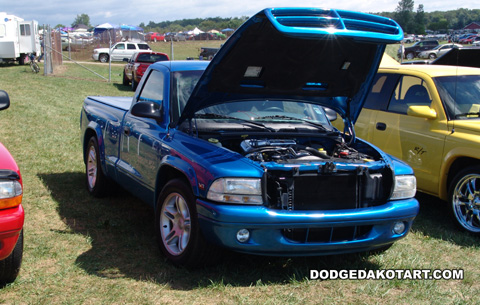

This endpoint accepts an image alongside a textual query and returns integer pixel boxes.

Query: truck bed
[87,96,132,111]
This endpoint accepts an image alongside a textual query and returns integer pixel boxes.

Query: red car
[123,52,169,90]
[145,32,165,42]
[0,90,24,286]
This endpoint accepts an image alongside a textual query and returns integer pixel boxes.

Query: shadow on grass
[411,193,479,246]
[38,171,449,289]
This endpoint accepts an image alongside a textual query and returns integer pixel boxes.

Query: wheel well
[156,166,192,202]
[447,157,480,189]
[83,129,97,163]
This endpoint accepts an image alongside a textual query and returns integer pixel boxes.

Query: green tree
[413,4,426,34]
[395,0,415,33]
[72,14,91,28]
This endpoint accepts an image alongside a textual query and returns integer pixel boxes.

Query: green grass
[0,56,478,304]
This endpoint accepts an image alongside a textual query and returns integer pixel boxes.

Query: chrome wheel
[160,192,192,256]
[452,173,480,233]
[86,144,97,190]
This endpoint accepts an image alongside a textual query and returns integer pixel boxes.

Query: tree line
[376,0,480,35]
[138,16,249,34]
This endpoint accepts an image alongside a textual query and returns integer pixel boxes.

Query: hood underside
[178,8,403,125]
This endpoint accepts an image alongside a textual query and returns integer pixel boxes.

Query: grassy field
[0,43,478,304]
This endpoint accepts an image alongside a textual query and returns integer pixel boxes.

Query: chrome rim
[160,192,191,256]
[452,174,480,233]
[86,145,97,189]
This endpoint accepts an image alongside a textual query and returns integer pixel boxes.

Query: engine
[239,138,374,164]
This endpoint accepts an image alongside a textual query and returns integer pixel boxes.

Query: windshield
[435,75,480,120]
[196,100,331,125]
[171,70,203,123]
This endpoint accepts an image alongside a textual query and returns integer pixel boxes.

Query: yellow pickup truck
[352,64,480,234]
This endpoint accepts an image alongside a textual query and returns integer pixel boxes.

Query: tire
[122,70,129,86]
[448,165,480,235]
[155,179,218,267]
[406,52,415,60]
[99,53,109,63]
[85,137,109,197]
[0,230,23,287]
[131,78,138,91]
[428,53,437,60]
[18,54,26,65]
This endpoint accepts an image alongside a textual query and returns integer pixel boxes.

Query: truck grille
[283,225,373,243]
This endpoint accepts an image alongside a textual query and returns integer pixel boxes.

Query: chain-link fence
[41,25,62,75]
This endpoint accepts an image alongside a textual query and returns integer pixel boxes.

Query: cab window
[387,76,431,114]
[114,43,125,50]
[364,73,399,110]
[138,70,164,104]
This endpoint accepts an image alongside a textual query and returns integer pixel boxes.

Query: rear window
[137,53,169,63]
[138,44,151,50]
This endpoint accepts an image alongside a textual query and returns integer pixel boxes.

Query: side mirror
[131,101,163,122]
[407,105,437,119]
[0,90,10,111]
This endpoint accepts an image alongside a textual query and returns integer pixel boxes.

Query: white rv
[0,12,40,64]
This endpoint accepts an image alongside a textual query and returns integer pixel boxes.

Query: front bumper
[197,198,419,256]
[0,204,24,260]
[92,53,99,61]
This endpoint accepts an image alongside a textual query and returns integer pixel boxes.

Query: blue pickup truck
[80,8,419,267]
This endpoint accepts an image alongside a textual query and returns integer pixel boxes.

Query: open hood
[178,8,403,126]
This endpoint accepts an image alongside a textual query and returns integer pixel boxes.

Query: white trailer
[0,12,40,64]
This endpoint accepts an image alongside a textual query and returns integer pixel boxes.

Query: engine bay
[203,132,381,165]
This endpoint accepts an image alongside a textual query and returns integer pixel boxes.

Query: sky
[1,0,479,29]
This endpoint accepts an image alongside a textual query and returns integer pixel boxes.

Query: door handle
[376,122,387,131]
[124,126,131,136]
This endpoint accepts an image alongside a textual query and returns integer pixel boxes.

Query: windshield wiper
[195,113,274,132]
[455,112,480,118]
[257,115,330,131]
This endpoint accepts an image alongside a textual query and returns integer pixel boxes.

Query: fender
[156,154,200,201]
[439,146,480,200]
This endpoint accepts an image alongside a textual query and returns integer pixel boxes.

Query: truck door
[117,68,168,204]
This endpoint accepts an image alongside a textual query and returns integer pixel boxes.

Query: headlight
[390,175,416,200]
[207,178,263,205]
[0,180,23,209]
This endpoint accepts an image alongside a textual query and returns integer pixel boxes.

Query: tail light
[135,64,148,77]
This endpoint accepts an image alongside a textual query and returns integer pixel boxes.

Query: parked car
[399,40,439,60]
[0,90,24,285]
[123,51,169,90]
[459,34,478,44]
[145,32,165,42]
[199,47,220,60]
[80,8,419,267]
[417,43,463,60]
[353,64,480,234]
[403,34,417,43]
[165,32,188,41]
[92,42,151,63]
